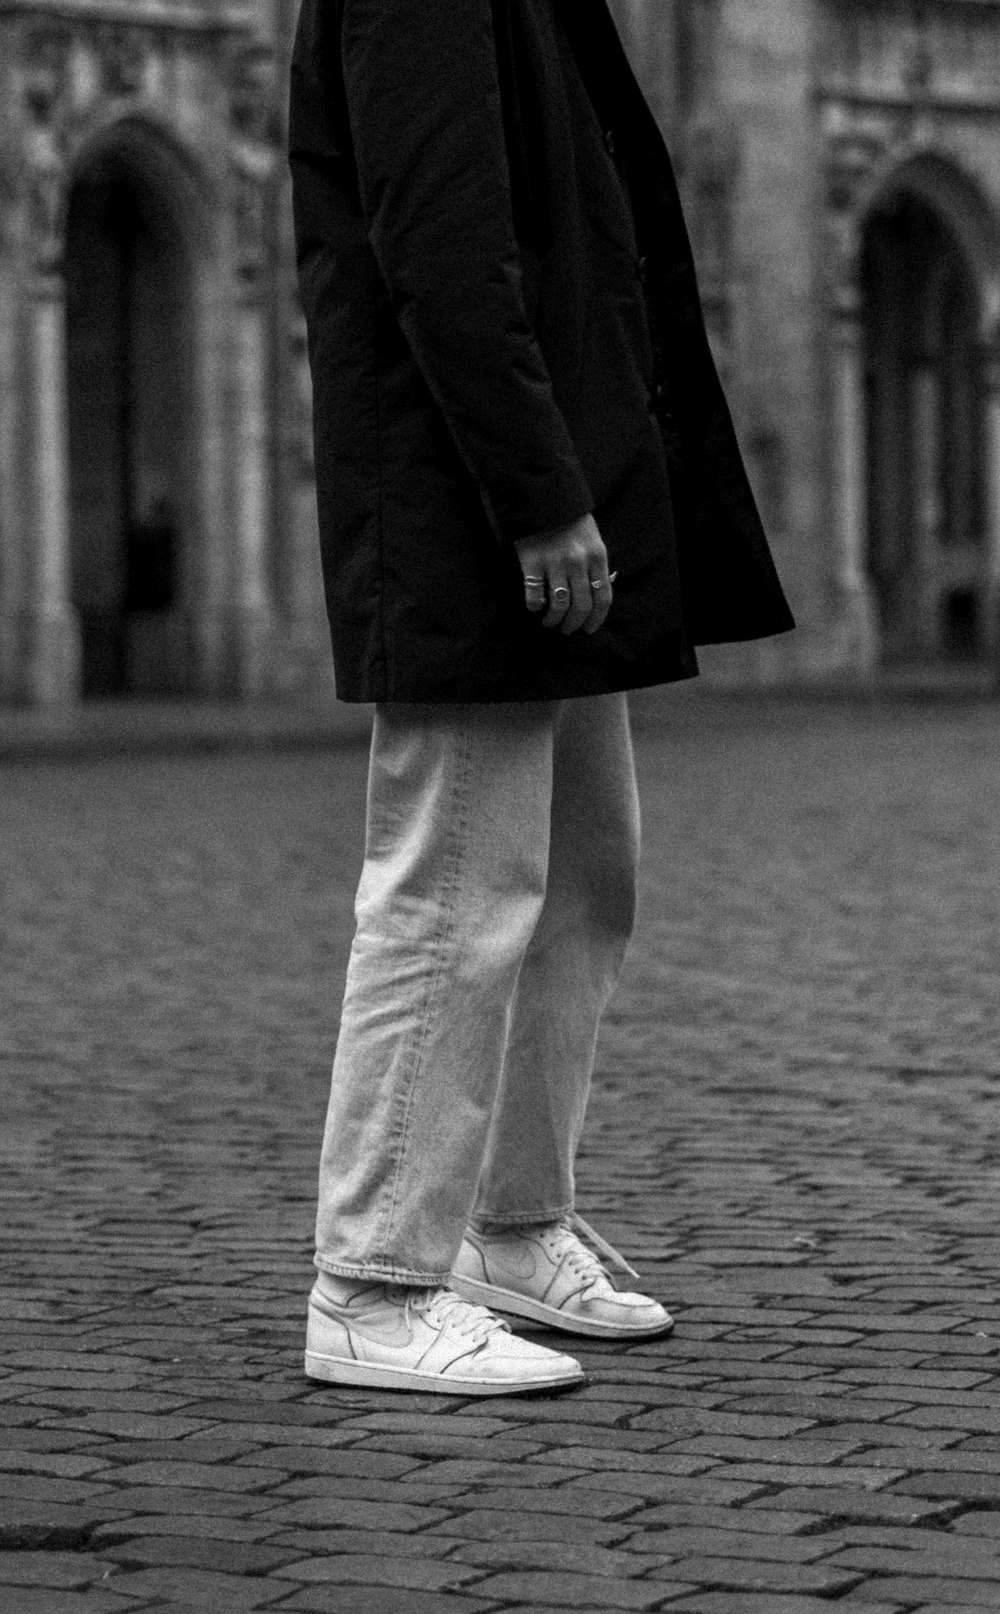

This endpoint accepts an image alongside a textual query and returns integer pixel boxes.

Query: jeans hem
[470,1204,572,1234]
[314,1255,449,1286]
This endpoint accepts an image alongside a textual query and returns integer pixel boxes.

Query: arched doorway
[862,192,987,664]
[65,136,195,697]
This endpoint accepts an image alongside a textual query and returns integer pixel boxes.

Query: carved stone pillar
[227,44,276,697]
[19,39,80,705]
[983,343,1000,673]
[830,283,878,670]
[232,280,273,696]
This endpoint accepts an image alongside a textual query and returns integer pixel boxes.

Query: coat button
[604,129,616,157]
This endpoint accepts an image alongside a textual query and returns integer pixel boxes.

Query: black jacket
[288,0,794,702]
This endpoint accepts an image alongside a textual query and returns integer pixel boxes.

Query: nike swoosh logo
[345,1314,414,1349]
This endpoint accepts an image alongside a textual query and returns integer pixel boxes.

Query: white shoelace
[411,1285,510,1342]
[562,1213,642,1284]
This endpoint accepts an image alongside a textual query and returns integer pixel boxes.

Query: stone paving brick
[0,1593,146,1614]
[522,1445,713,1474]
[651,1555,864,1595]
[95,1534,298,1573]
[0,1474,114,1502]
[234,1445,423,1478]
[711,1462,906,1488]
[25,1392,194,1414]
[860,1579,1000,1606]
[190,1421,362,1448]
[96,1460,283,1491]
[439,1484,643,1518]
[827,1542,1000,1578]
[745,1487,960,1523]
[260,1497,454,1531]
[267,1475,469,1505]
[92,1515,282,1544]
[277,1591,499,1614]
[893,1471,1000,1501]
[272,1553,485,1590]
[360,1432,551,1461]
[447,1539,662,1577]
[269,1527,470,1556]
[810,1422,965,1450]
[953,1511,1000,1536]
[670,1599,905,1614]
[90,1486,278,1516]
[105,1565,290,1607]
[0,1550,116,1589]
[0,1432,102,1454]
[624,1505,816,1536]
[0,1451,108,1478]
[621,1528,836,1563]
[562,1473,769,1505]
[457,1570,671,1608]
[911,1607,1000,1614]
[670,1435,864,1464]
[428,1512,631,1545]
[897,1406,1000,1432]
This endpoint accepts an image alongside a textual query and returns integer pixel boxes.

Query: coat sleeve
[340,0,593,542]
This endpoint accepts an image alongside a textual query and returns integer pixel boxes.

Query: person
[287,0,794,1394]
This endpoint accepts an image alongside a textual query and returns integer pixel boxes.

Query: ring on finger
[551,585,570,603]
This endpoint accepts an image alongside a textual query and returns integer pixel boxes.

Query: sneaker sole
[450,1273,675,1339]
[304,1349,585,1396]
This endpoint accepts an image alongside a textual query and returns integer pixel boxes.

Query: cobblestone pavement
[2,691,1000,1614]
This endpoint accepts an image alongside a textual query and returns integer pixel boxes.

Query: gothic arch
[828,145,1000,671]
[65,113,219,266]
[855,148,1000,342]
[843,150,1000,666]
[62,116,219,696]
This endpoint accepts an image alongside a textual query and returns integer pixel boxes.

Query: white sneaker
[450,1214,674,1339]
[304,1279,585,1395]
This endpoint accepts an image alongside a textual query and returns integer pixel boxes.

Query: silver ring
[589,578,605,591]
[524,575,545,587]
[551,586,570,602]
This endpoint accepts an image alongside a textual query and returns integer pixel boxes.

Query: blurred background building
[2,0,999,707]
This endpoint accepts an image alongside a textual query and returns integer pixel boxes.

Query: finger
[523,572,547,614]
[583,568,614,635]
[542,579,572,629]
[559,562,596,635]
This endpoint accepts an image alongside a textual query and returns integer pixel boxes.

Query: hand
[514,514,614,635]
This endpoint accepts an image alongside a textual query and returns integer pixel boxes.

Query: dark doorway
[65,150,193,697]
[862,192,986,664]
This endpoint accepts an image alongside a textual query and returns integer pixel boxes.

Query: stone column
[20,120,80,705]
[226,45,277,698]
[983,343,1000,675]
[232,270,273,697]
[830,283,877,671]
[911,363,943,656]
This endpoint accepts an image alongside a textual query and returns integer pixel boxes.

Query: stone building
[0,0,328,705]
[2,0,1000,707]
[614,0,1000,679]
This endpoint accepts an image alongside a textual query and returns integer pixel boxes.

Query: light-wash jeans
[315,693,641,1284]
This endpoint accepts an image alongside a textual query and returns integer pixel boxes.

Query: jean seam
[472,1204,572,1231]
[375,713,473,1265]
[315,1256,448,1286]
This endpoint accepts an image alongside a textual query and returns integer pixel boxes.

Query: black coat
[288,0,794,703]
